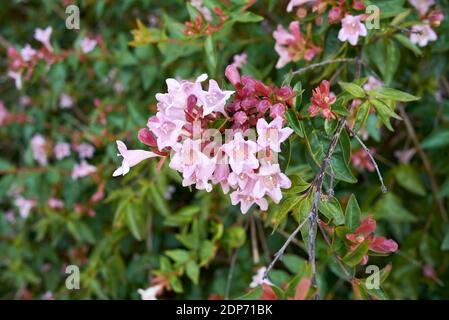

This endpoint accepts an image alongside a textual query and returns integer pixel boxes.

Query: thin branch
[263,212,311,280]
[264,119,347,289]
[250,215,260,264]
[347,127,387,193]
[291,58,357,76]
[224,248,239,300]
[398,105,448,222]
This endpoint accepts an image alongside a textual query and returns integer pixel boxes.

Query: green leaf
[441,229,449,251]
[272,196,302,230]
[186,260,200,284]
[232,12,264,23]
[283,254,306,274]
[345,194,361,232]
[125,205,144,241]
[237,286,263,300]
[421,130,449,150]
[373,193,417,223]
[394,165,426,196]
[353,101,370,133]
[339,82,366,98]
[342,241,369,267]
[318,196,345,225]
[368,87,420,102]
[394,34,422,56]
[284,175,310,195]
[205,36,217,75]
[285,109,303,138]
[166,249,190,264]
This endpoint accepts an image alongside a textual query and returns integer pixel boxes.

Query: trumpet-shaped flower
[112,140,159,177]
[256,117,293,152]
[222,132,259,174]
[147,112,185,150]
[34,26,52,50]
[410,24,437,47]
[338,15,367,46]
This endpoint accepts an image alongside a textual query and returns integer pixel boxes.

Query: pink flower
[76,143,95,159]
[408,0,434,16]
[222,132,259,174]
[233,111,248,125]
[351,148,375,172]
[338,15,367,46]
[60,93,73,109]
[253,163,291,203]
[147,112,185,150]
[31,134,48,166]
[212,164,231,193]
[286,0,313,13]
[15,196,35,218]
[169,139,216,192]
[256,117,293,152]
[72,160,97,180]
[231,52,247,69]
[80,37,97,53]
[0,101,11,125]
[308,80,336,120]
[273,21,321,68]
[113,140,159,177]
[230,181,268,214]
[199,79,234,116]
[34,26,52,50]
[48,197,64,209]
[410,24,437,47]
[54,142,71,160]
[8,71,22,90]
[363,76,383,91]
[20,44,37,62]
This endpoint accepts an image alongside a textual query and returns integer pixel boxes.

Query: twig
[255,217,270,262]
[291,58,357,76]
[347,127,387,193]
[398,105,448,222]
[264,119,347,288]
[263,212,311,280]
[224,248,239,300]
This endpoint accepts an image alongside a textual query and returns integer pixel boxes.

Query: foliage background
[1,0,449,299]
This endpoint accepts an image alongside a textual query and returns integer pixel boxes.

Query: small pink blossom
[60,93,73,109]
[76,143,95,159]
[230,181,268,214]
[48,197,64,209]
[308,80,336,120]
[408,0,434,16]
[34,26,52,50]
[8,71,22,90]
[20,44,37,62]
[256,117,293,152]
[410,24,437,47]
[351,148,375,172]
[72,160,97,180]
[31,134,48,166]
[253,163,291,203]
[15,196,35,218]
[80,37,97,53]
[199,79,234,116]
[54,142,71,160]
[169,139,216,192]
[147,112,185,150]
[112,140,159,177]
[338,15,367,46]
[222,132,259,175]
[231,52,247,69]
[363,76,383,91]
[0,101,11,125]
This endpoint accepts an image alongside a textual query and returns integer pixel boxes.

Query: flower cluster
[273,21,322,68]
[114,66,295,214]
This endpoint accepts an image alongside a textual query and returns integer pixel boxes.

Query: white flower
[80,37,97,54]
[137,285,163,300]
[249,267,273,288]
